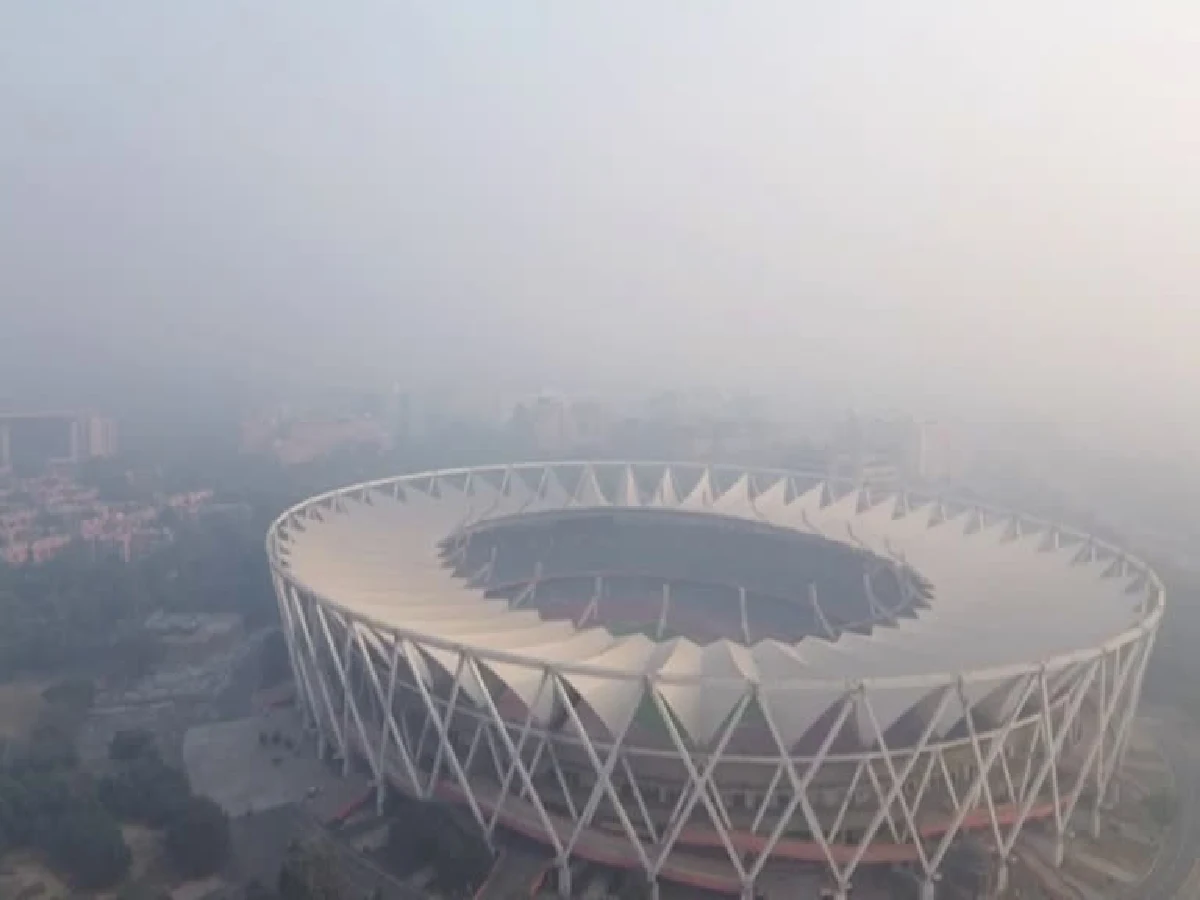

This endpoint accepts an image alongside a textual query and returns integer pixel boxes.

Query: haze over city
[4,2,1200,446]
[3,4,1200,900]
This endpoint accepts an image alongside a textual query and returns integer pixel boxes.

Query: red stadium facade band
[268,462,1161,900]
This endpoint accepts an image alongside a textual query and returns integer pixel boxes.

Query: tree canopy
[259,630,292,688]
[243,878,281,900]
[0,693,132,891]
[109,728,158,762]
[42,805,132,890]
[0,511,278,679]
[277,839,342,900]
[384,798,491,895]
[99,752,191,827]
[116,880,173,900]
[165,795,232,879]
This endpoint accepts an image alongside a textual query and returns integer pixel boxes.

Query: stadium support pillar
[994,862,1008,895]
[1053,838,1065,868]
[1091,804,1102,839]
[556,861,571,898]
[920,879,936,900]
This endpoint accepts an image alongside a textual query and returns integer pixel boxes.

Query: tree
[42,677,96,711]
[0,773,41,845]
[615,872,654,900]
[117,880,172,900]
[259,630,291,688]
[165,796,231,879]
[243,878,279,900]
[107,633,164,683]
[99,755,191,827]
[1145,790,1179,827]
[13,720,79,773]
[41,806,132,890]
[109,729,157,762]
[384,800,490,893]
[277,839,341,900]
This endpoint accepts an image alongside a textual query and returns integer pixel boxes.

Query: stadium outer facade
[266,462,1163,900]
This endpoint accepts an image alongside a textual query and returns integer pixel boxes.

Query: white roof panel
[712,473,753,517]
[678,469,715,510]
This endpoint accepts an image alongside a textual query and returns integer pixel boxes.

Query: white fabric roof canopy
[276,463,1153,746]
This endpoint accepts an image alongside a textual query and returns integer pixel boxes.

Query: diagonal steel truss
[273,579,1157,899]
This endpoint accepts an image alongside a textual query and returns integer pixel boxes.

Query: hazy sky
[3,3,1199,430]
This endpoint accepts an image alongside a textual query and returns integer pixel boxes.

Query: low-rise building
[0,469,217,567]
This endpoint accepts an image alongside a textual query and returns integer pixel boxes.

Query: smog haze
[2,2,1199,448]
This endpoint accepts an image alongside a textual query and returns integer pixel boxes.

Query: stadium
[267,462,1162,899]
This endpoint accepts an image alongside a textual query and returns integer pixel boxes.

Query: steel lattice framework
[267,462,1162,900]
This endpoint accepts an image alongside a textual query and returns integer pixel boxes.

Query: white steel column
[288,587,348,761]
[401,644,492,840]
[1062,636,1154,832]
[855,687,955,882]
[997,659,1101,860]
[929,671,1046,873]
[353,629,422,794]
[313,605,380,781]
[271,573,320,732]
[467,662,565,859]
[553,676,654,875]
[753,693,857,894]
[649,688,753,887]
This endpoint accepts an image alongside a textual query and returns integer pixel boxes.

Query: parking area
[183,707,369,818]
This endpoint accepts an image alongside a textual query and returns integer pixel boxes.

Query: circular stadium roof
[269,462,1161,750]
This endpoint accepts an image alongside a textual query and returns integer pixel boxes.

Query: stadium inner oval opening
[449,508,934,645]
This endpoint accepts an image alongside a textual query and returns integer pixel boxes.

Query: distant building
[2,533,72,566]
[0,411,117,471]
[386,387,432,442]
[273,418,390,465]
[511,394,616,455]
[166,490,214,512]
[568,400,614,449]
[241,410,391,465]
[827,452,902,487]
[84,415,119,458]
[827,414,971,487]
[239,413,279,454]
[907,421,972,485]
[532,396,575,454]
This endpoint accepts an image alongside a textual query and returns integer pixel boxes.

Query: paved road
[1120,722,1200,899]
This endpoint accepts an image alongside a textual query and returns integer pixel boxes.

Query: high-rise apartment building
[0,412,118,471]
[907,420,971,484]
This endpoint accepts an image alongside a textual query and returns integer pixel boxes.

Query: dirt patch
[0,680,48,740]
[0,850,71,899]
[122,824,165,883]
